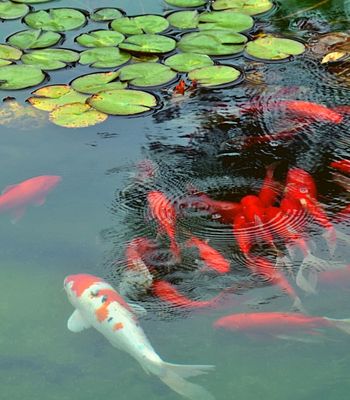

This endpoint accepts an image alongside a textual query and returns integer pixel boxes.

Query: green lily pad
[0,59,12,67]
[167,10,199,29]
[7,30,62,50]
[49,102,108,128]
[71,72,127,94]
[88,89,157,115]
[164,0,206,7]
[91,8,123,21]
[118,62,177,87]
[76,30,125,47]
[164,53,213,72]
[246,35,305,60]
[0,1,29,19]
[212,0,274,15]
[12,0,54,3]
[188,65,241,86]
[24,8,87,32]
[0,45,22,63]
[111,15,169,35]
[132,55,159,63]
[0,65,45,90]
[119,34,176,54]
[21,48,79,70]
[178,30,247,55]
[27,85,88,111]
[198,11,254,32]
[79,47,131,68]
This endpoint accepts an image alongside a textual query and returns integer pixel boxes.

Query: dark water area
[1,0,350,399]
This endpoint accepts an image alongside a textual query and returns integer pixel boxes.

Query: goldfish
[0,175,61,221]
[64,274,215,400]
[152,280,226,309]
[330,159,350,175]
[147,191,181,261]
[174,80,186,95]
[213,312,350,339]
[186,236,230,274]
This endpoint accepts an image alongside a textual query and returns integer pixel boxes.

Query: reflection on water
[1,0,350,399]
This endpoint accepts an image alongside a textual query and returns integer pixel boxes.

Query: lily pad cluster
[0,0,308,127]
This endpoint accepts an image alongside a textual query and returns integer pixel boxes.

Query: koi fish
[213,312,350,339]
[330,159,350,175]
[186,236,230,274]
[284,168,317,200]
[64,274,215,400]
[152,280,225,309]
[147,191,181,261]
[174,80,186,95]
[233,214,252,256]
[258,164,282,207]
[0,175,61,222]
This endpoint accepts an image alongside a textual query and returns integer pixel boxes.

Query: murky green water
[1,1,350,399]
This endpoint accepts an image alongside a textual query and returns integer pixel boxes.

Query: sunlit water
[1,0,350,399]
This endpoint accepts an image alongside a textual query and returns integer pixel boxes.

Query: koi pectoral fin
[67,309,91,333]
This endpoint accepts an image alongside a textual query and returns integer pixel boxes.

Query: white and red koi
[64,274,215,400]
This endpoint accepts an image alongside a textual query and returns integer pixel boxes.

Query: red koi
[233,214,253,256]
[330,159,350,175]
[186,236,230,274]
[213,312,350,337]
[174,79,186,95]
[285,168,317,200]
[258,164,282,207]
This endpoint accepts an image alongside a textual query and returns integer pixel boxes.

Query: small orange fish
[330,159,350,175]
[173,80,186,95]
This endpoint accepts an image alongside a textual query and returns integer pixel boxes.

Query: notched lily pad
[167,10,199,30]
[0,65,45,90]
[198,11,254,32]
[76,30,125,47]
[111,15,169,35]
[7,30,62,50]
[24,8,87,32]
[188,65,242,86]
[91,8,124,22]
[118,62,177,87]
[79,47,131,68]
[178,30,247,55]
[246,35,305,61]
[213,0,274,15]
[50,102,108,128]
[21,48,79,70]
[0,45,22,65]
[88,89,157,115]
[71,71,127,94]
[119,34,176,54]
[164,0,206,7]
[0,1,29,20]
[28,85,88,111]
[165,53,213,72]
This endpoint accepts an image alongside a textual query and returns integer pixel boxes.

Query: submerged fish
[0,175,61,221]
[64,274,215,400]
[213,312,350,339]
[330,159,350,175]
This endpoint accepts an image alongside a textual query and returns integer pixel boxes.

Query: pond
[1,0,350,399]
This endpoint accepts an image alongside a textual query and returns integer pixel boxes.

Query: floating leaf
[79,47,130,68]
[164,0,206,7]
[0,45,22,64]
[246,35,305,60]
[0,60,12,67]
[321,51,348,64]
[22,48,79,70]
[167,10,199,29]
[165,53,213,72]
[88,89,157,115]
[212,0,273,15]
[119,34,176,54]
[28,85,88,111]
[0,1,28,20]
[118,62,177,87]
[91,8,123,22]
[71,72,127,94]
[0,65,45,90]
[178,30,247,55]
[12,0,53,3]
[49,102,108,128]
[24,8,86,32]
[7,29,62,50]
[111,15,169,35]
[188,65,241,86]
[198,11,254,32]
[132,55,159,63]
[76,30,125,47]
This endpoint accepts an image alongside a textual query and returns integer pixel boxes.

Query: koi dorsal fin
[67,309,91,333]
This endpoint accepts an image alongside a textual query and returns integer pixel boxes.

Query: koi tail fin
[158,362,215,400]
[325,318,350,334]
